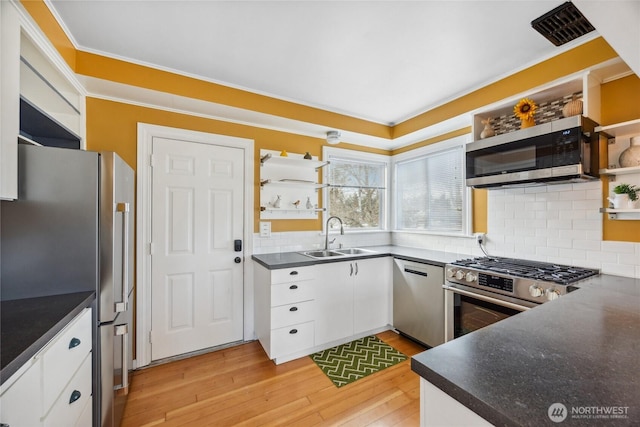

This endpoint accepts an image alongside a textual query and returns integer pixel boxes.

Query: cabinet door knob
[69,390,81,404]
[289,284,298,290]
[289,329,298,334]
[289,306,298,312]
[289,271,299,276]
[68,337,81,349]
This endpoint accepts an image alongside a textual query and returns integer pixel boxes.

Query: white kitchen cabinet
[314,262,355,345]
[259,149,328,220]
[315,257,392,346]
[253,263,317,363]
[0,308,92,427]
[0,1,85,200]
[354,257,392,335]
[0,0,20,200]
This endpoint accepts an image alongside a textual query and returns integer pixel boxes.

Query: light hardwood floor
[121,330,426,426]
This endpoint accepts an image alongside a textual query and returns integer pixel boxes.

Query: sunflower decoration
[514,98,537,127]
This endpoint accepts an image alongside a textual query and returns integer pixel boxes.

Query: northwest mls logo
[548,403,568,423]
[548,403,630,422]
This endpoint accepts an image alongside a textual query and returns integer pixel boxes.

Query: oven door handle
[443,284,532,312]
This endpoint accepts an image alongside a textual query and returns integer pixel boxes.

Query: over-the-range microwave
[465,116,599,189]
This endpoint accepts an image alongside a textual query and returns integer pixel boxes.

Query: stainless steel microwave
[466,116,599,189]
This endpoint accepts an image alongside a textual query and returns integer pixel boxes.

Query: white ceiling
[46,0,602,129]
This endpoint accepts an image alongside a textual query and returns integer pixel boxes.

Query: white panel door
[151,136,244,360]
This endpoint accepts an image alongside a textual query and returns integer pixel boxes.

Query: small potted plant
[608,183,638,209]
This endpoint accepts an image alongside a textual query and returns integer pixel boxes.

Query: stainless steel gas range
[443,257,599,342]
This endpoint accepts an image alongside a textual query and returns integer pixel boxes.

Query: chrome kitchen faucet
[324,216,344,250]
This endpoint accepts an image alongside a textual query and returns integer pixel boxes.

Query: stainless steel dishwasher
[392,258,445,348]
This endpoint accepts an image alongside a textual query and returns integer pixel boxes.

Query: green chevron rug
[310,335,407,388]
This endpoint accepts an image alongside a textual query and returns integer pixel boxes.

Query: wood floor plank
[121,331,427,427]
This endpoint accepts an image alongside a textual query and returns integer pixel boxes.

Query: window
[324,148,388,231]
[394,145,466,234]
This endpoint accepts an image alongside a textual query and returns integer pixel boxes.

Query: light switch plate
[259,221,271,237]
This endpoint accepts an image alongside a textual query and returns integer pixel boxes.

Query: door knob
[234,257,241,263]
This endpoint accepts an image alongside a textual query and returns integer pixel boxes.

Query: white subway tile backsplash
[546,183,574,192]
[253,181,639,278]
[602,263,636,278]
[587,250,617,263]
[601,241,636,254]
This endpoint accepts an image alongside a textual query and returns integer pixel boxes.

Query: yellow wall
[85,98,389,233]
[600,74,640,242]
[19,0,637,240]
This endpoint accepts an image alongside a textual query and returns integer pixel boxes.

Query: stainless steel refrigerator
[1,144,134,427]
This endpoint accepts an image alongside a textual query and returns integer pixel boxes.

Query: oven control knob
[455,270,465,280]
[529,285,544,298]
[545,288,561,301]
[446,268,456,278]
[465,272,477,282]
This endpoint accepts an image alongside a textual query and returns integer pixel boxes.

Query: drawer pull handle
[289,285,298,290]
[68,337,81,349]
[289,271,299,276]
[69,390,81,404]
[289,329,298,334]
[289,306,298,312]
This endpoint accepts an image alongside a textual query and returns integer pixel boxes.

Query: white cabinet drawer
[42,308,92,411]
[271,300,315,329]
[271,281,315,307]
[0,357,43,426]
[270,266,317,284]
[44,352,92,427]
[271,321,314,357]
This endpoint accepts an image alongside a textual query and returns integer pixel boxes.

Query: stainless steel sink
[300,248,376,259]
[300,250,345,259]
[334,248,376,255]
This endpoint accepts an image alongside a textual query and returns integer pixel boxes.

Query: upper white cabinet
[0,2,85,200]
[20,33,83,144]
[260,149,328,220]
[0,1,20,200]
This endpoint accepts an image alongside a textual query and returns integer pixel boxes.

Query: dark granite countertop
[1,291,95,385]
[411,274,640,426]
[251,244,466,269]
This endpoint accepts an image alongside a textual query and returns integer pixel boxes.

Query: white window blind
[395,147,464,232]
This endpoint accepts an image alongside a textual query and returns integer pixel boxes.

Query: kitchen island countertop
[411,274,640,426]
[1,291,95,385]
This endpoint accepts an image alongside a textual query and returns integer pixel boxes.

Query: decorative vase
[607,193,632,209]
[480,118,495,139]
[279,150,288,157]
[520,117,535,129]
[618,136,640,168]
[562,95,583,118]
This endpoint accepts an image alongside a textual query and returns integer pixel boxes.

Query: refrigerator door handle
[115,323,129,394]
[115,202,130,312]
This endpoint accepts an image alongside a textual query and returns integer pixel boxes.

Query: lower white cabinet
[315,257,392,344]
[254,264,317,362]
[314,262,355,344]
[254,256,392,364]
[0,307,93,426]
[354,257,392,334]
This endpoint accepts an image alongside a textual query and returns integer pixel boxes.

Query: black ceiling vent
[531,2,595,46]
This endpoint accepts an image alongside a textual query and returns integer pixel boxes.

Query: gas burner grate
[452,257,598,285]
